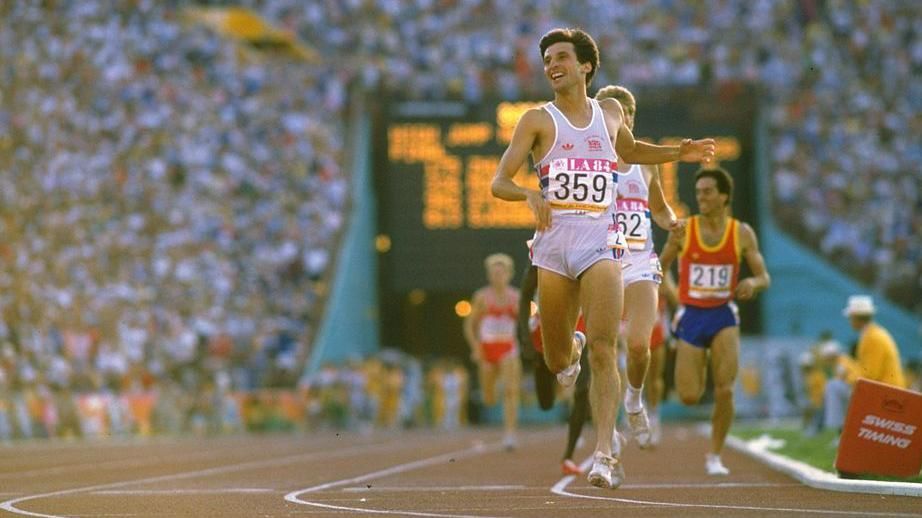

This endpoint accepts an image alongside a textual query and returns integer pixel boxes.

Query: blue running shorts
[672,302,739,349]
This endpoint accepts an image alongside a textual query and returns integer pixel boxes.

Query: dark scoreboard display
[374,94,756,296]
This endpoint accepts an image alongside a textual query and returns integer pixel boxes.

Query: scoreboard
[384,101,542,231]
[374,95,756,295]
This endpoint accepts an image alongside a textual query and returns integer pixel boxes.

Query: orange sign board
[835,379,922,478]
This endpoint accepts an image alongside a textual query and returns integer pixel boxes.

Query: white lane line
[341,485,526,492]
[551,456,921,517]
[285,441,508,518]
[91,488,276,495]
[0,438,413,518]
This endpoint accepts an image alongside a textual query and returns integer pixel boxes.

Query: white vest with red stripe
[534,99,619,218]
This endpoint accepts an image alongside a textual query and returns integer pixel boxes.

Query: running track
[1,426,919,517]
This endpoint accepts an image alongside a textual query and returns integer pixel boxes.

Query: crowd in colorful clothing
[0,0,347,440]
[249,0,919,312]
[0,0,917,440]
[0,349,470,441]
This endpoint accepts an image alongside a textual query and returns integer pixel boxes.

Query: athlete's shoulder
[520,106,551,124]
[597,97,624,118]
[596,96,621,110]
[735,219,756,238]
[514,107,553,134]
[734,219,760,251]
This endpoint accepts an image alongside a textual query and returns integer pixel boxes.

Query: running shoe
[705,453,730,476]
[556,331,586,387]
[587,451,625,489]
[561,459,582,475]
[626,407,652,449]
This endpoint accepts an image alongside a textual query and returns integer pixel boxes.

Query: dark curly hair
[539,28,600,88]
[695,167,734,207]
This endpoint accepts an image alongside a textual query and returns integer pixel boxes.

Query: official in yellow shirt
[843,295,906,388]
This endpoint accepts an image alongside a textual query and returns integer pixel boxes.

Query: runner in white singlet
[596,85,685,449]
[491,28,714,489]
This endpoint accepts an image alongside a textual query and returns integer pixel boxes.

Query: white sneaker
[556,331,586,387]
[705,453,730,476]
[502,433,518,452]
[626,408,652,449]
[587,450,625,489]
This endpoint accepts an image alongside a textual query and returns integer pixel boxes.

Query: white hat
[842,295,876,317]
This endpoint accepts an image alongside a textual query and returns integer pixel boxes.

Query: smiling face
[543,42,590,92]
[694,176,727,216]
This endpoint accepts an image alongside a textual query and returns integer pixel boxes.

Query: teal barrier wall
[754,111,921,356]
[307,109,380,373]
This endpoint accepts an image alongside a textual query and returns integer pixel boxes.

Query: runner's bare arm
[658,226,684,274]
[598,99,716,164]
[492,109,552,230]
[660,270,680,311]
[735,223,771,301]
[645,164,683,232]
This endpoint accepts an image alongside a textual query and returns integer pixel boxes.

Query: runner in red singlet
[660,166,771,475]
[464,253,522,450]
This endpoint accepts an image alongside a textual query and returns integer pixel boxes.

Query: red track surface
[1,426,919,517]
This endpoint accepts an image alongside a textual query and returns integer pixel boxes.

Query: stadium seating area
[0,0,349,436]
[251,0,919,311]
[264,0,920,311]
[0,0,917,438]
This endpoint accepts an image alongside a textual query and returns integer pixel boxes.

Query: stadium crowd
[248,0,920,311]
[0,0,917,439]
[0,0,348,438]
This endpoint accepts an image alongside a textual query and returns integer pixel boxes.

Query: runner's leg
[536,268,580,375]
[708,326,739,456]
[578,260,622,457]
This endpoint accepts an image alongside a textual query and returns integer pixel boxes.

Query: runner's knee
[625,333,649,358]
[678,385,703,405]
[587,339,616,371]
[544,352,571,374]
[713,384,734,402]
